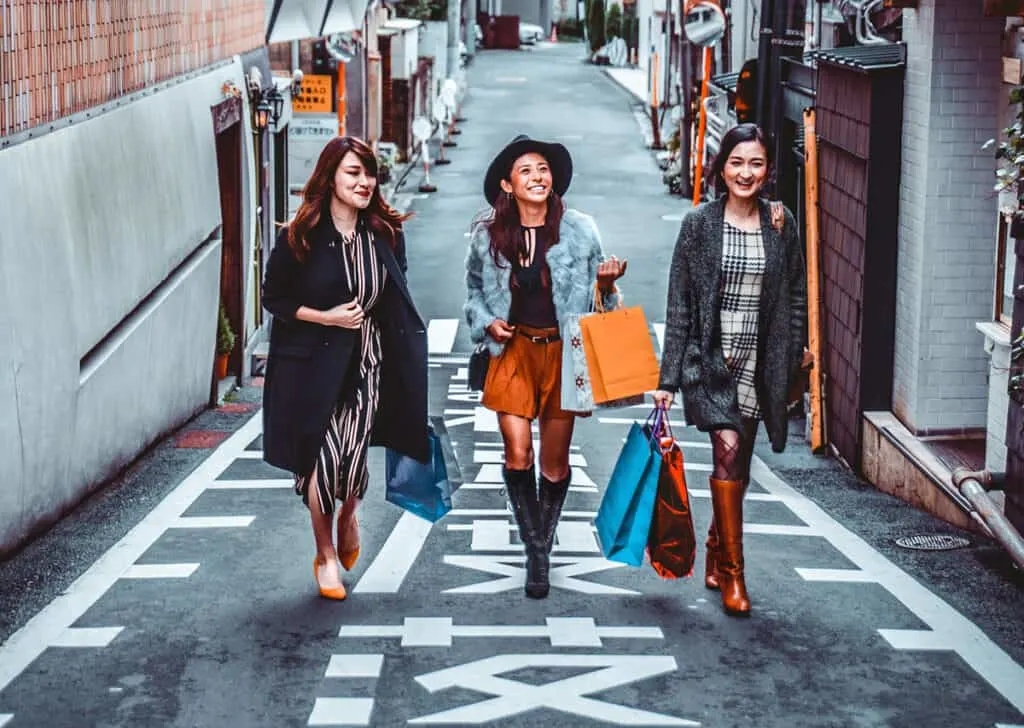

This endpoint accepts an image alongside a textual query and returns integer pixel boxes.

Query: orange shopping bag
[579,290,660,404]
[646,414,696,579]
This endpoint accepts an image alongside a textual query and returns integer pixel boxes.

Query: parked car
[519,22,545,45]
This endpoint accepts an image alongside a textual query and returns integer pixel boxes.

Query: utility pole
[447,0,461,82]
[466,0,477,60]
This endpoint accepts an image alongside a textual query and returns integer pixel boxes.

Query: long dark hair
[289,136,411,260]
[475,185,565,269]
[706,123,773,197]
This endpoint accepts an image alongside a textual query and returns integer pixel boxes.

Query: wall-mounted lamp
[252,85,285,131]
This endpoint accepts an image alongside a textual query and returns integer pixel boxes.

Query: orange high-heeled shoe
[313,555,347,600]
[337,519,361,571]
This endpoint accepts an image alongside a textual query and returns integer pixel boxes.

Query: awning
[266,0,371,43]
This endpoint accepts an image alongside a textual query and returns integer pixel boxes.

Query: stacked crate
[0,0,264,139]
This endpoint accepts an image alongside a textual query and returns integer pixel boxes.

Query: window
[996,213,1015,326]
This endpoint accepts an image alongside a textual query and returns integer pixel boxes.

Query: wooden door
[212,97,244,387]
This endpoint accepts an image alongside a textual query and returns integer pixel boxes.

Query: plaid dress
[720,221,766,419]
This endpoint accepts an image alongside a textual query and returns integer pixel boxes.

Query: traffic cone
[549,25,557,42]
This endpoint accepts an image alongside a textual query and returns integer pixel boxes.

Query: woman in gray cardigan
[465,135,626,599]
[653,124,807,616]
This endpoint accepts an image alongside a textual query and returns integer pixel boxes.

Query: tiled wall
[892,0,1003,432]
[0,0,264,137]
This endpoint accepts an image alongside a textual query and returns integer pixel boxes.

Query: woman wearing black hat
[464,135,627,599]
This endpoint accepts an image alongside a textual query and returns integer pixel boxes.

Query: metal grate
[894,534,971,551]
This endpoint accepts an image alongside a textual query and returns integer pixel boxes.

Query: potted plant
[986,82,1024,237]
[216,302,235,379]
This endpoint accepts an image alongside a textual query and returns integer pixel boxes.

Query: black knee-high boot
[503,466,547,598]
[539,470,571,557]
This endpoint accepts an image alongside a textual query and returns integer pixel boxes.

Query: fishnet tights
[710,418,759,482]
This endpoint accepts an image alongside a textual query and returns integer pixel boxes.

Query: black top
[509,226,558,328]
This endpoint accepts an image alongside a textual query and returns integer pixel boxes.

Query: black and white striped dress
[720,221,765,419]
[297,228,387,513]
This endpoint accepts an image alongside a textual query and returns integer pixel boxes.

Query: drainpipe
[951,469,1024,571]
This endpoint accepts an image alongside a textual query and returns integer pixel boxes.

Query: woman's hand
[652,390,674,411]
[597,256,628,292]
[486,319,516,343]
[322,300,365,329]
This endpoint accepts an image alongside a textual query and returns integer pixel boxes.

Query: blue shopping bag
[594,410,665,566]
[385,419,458,523]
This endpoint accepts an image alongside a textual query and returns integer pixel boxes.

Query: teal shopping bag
[385,418,461,522]
[594,411,664,566]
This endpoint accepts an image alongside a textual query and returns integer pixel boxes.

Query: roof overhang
[266,0,371,43]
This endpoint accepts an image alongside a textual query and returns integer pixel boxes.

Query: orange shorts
[481,324,575,421]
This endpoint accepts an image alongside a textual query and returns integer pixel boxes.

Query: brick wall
[892,0,1004,433]
[0,0,265,138]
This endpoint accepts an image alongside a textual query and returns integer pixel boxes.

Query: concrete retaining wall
[0,59,256,556]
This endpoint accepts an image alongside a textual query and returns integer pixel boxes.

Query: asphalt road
[0,42,1022,728]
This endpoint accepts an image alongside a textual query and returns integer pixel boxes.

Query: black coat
[261,218,429,476]
[657,197,807,452]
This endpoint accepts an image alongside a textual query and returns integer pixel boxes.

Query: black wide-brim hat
[483,134,573,206]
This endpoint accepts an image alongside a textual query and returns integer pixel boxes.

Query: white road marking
[208,479,292,489]
[325,654,385,678]
[410,654,697,725]
[450,520,600,553]
[0,414,262,694]
[688,489,780,501]
[122,563,200,579]
[308,697,375,725]
[0,714,11,727]
[450,509,595,518]
[653,323,665,353]
[795,568,876,583]
[428,319,459,354]
[353,511,433,594]
[339,618,662,647]
[443,555,637,595]
[751,458,1024,713]
[51,627,124,648]
[474,450,587,466]
[234,450,264,459]
[170,516,255,528]
[744,523,818,536]
[474,407,498,432]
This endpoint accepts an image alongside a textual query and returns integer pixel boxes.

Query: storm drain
[894,534,971,551]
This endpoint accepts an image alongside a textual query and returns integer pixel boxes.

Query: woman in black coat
[262,136,428,601]
[654,124,807,617]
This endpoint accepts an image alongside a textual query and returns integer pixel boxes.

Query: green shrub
[217,303,236,355]
[605,2,622,40]
[588,0,606,51]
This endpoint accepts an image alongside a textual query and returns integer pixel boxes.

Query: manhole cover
[894,534,971,551]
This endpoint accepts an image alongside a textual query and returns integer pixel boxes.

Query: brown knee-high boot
[704,520,720,590]
[705,477,748,591]
[708,477,750,616]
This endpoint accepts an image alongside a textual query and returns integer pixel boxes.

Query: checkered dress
[720,221,766,419]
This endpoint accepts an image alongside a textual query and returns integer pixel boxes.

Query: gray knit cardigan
[464,208,621,357]
[657,197,807,452]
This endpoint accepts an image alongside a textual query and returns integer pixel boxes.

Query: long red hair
[475,189,564,269]
[288,136,411,260]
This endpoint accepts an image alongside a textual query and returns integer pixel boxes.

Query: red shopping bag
[646,415,696,579]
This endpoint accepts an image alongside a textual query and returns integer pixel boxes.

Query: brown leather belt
[517,330,561,344]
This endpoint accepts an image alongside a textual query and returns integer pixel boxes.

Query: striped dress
[296,228,388,514]
[720,221,766,419]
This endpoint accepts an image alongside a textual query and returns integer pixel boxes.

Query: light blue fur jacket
[464,208,622,357]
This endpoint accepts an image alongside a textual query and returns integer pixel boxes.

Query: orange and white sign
[293,74,333,113]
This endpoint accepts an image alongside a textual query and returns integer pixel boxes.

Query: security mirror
[684,1,726,47]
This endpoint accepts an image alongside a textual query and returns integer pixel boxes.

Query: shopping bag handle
[590,281,623,314]
[645,406,665,443]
